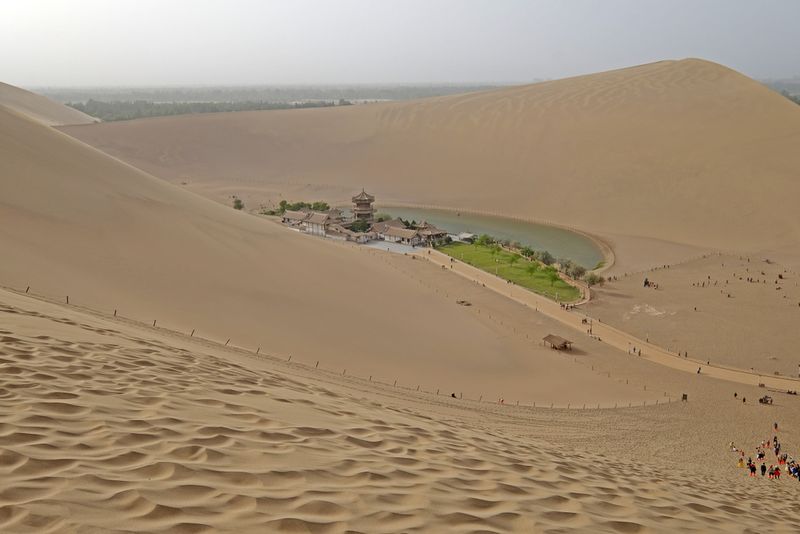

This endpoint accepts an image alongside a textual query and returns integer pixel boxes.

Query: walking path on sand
[413,248,800,392]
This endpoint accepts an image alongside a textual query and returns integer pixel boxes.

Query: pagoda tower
[351,189,375,221]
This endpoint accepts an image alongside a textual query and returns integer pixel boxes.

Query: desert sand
[586,253,800,377]
[3,282,800,533]
[61,58,800,266]
[3,60,800,533]
[0,103,652,406]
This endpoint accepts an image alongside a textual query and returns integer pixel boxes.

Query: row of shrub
[261,200,331,215]
[471,234,605,286]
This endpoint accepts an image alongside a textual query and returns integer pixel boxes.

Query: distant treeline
[781,91,800,105]
[41,84,506,106]
[67,99,350,121]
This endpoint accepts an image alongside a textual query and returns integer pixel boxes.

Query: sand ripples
[2,297,800,532]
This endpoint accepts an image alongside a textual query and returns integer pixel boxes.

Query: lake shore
[381,202,616,271]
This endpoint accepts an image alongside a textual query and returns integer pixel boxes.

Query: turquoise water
[382,207,604,268]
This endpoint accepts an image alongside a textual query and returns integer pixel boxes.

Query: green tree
[539,250,555,265]
[545,268,560,286]
[350,219,371,232]
[584,273,605,287]
[233,198,244,210]
[476,234,494,246]
[509,254,521,267]
[568,264,587,279]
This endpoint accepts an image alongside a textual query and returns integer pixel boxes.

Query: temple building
[415,221,448,246]
[352,190,375,221]
[304,212,329,236]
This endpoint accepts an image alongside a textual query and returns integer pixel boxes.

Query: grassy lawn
[437,242,581,302]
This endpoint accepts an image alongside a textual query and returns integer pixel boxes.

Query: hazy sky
[2,0,798,87]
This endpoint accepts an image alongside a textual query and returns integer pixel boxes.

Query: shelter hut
[542,334,573,351]
[352,190,376,221]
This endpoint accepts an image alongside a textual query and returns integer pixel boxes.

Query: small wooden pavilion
[543,334,573,351]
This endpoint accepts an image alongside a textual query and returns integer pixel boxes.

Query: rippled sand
[2,289,800,533]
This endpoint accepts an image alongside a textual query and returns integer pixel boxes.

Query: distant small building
[325,208,345,221]
[415,221,448,245]
[543,334,573,351]
[456,232,476,243]
[328,223,372,244]
[303,212,329,236]
[282,210,310,227]
[352,190,375,222]
[370,218,406,235]
[382,226,421,246]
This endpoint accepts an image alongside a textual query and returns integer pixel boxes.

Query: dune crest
[60,58,800,255]
[0,82,95,126]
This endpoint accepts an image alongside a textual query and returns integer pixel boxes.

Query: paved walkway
[413,248,800,391]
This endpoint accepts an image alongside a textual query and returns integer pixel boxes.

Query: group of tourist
[642,277,659,289]
[734,426,800,482]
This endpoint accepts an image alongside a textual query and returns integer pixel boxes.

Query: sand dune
[0,82,95,126]
[3,287,800,533]
[587,253,800,376]
[4,66,800,533]
[61,59,800,257]
[0,103,651,405]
